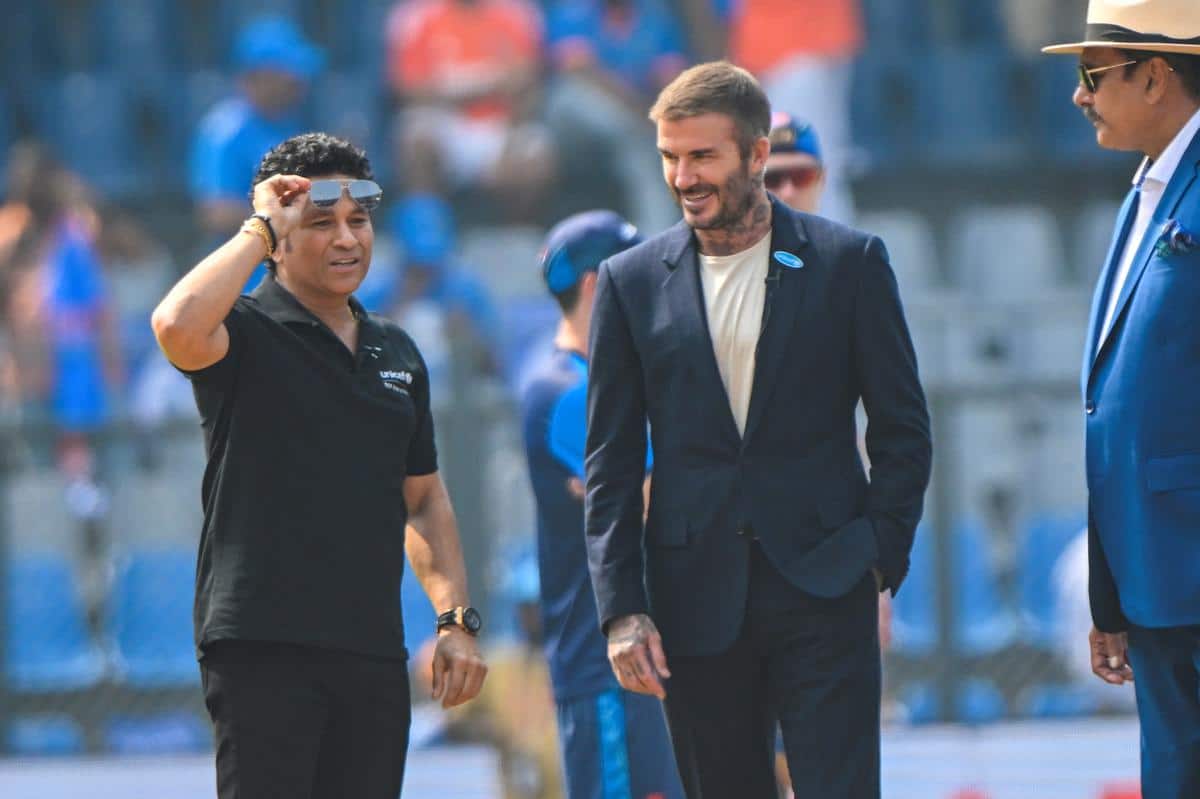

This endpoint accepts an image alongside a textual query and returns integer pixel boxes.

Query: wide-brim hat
[1043,0,1200,55]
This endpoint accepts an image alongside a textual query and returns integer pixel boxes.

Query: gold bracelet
[241,218,274,259]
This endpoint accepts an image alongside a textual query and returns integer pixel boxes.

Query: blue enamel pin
[773,251,804,269]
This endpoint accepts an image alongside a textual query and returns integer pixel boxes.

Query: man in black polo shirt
[152,132,487,798]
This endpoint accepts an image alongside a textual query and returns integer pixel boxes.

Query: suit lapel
[742,199,810,445]
[661,221,741,445]
[1083,187,1138,383]
[1092,131,1200,375]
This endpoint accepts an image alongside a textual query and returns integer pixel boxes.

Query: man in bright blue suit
[1044,2,1200,795]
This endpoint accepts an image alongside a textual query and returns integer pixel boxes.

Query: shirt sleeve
[175,300,249,388]
[547,380,587,479]
[405,339,439,476]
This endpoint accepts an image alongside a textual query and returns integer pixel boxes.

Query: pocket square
[1154,219,1200,258]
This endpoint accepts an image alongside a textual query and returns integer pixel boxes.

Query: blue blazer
[1084,126,1200,633]
[583,196,932,656]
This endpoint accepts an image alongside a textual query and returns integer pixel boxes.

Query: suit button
[1085,400,1096,415]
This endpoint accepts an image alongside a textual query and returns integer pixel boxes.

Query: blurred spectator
[188,15,323,285]
[0,141,120,629]
[698,0,863,224]
[387,195,501,395]
[764,111,826,214]
[385,0,555,221]
[543,0,686,233]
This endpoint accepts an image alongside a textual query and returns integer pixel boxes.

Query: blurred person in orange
[706,0,863,225]
[1043,1,1200,795]
[385,0,555,221]
[152,132,487,799]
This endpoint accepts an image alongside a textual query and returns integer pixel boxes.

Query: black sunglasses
[1077,59,1142,93]
[308,179,383,210]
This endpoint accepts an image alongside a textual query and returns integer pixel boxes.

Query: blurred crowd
[0,0,1130,785]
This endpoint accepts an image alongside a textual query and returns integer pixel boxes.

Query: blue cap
[768,112,822,162]
[540,210,642,296]
[391,194,456,266]
[233,16,324,80]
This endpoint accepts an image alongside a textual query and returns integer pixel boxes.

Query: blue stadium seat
[103,711,210,755]
[951,517,1019,656]
[309,69,389,182]
[6,714,86,756]
[1019,682,1101,719]
[956,677,1007,724]
[1018,513,1086,646]
[5,552,106,692]
[108,548,198,688]
[897,679,940,725]
[851,49,920,168]
[890,522,938,656]
[97,0,178,78]
[35,73,145,199]
[914,48,1022,166]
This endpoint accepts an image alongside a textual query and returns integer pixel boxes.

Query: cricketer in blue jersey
[521,211,683,799]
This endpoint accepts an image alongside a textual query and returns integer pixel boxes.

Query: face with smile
[274,173,374,304]
[657,112,770,235]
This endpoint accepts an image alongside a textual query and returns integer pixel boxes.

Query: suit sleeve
[853,236,933,593]
[584,260,651,632]
[1087,511,1130,633]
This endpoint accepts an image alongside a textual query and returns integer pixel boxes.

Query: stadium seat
[855,210,942,296]
[948,205,1067,300]
[896,679,940,724]
[956,677,1007,724]
[458,226,547,301]
[97,0,177,78]
[164,69,235,174]
[108,548,198,688]
[951,517,1019,656]
[5,552,106,692]
[103,711,210,755]
[35,72,145,199]
[1072,201,1125,285]
[1019,682,1101,719]
[890,523,938,656]
[914,49,1022,166]
[1018,512,1086,646]
[851,49,921,167]
[5,714,87,756]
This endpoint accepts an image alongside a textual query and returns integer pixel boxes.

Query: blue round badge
[773,251,804,269]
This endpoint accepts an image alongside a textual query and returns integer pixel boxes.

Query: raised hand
[251,174,312,242]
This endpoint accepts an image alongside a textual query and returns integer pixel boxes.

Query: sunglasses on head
[308,179,383,210]
[764,166,822,192]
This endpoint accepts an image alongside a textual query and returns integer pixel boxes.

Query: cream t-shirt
[698,232,772,436]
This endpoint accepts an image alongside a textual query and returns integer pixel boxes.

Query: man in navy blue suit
[583,61,931,797]
[1044,2,1200,795]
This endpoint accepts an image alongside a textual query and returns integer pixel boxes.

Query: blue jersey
[522,349,652,701]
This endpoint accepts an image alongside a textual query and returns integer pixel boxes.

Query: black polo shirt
[184,275,438,660]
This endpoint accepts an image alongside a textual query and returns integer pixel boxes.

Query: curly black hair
[248,131,373,203]
[248,132,374,270]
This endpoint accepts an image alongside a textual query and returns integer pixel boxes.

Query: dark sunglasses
[1077,59,1142,93]
[764,166,822,191]
[308,179,383,210]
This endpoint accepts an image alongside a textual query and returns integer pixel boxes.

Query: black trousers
[199,640,412,799]
[662,543,881,799]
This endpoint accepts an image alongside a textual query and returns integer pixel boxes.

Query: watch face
[463,607,482,633]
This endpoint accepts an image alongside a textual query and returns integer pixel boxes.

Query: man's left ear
[753,136,771,172]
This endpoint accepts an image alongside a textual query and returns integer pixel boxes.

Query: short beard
[678,159,761,232]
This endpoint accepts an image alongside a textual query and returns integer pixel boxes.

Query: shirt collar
[1138,106,1200,189]
[250,273,368,326]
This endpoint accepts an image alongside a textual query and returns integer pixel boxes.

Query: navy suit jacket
[584,196,932,656]
[1083,125,1200,634]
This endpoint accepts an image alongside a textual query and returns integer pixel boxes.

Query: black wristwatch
[436,606,483,636]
